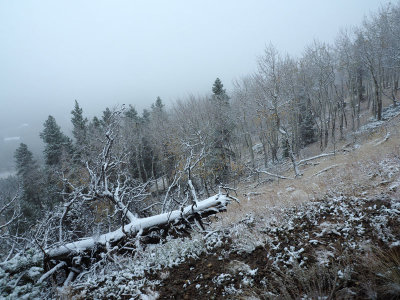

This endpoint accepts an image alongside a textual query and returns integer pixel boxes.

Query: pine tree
[123,105,141,179]
[139,109,153,182]
[150,97,167,184]
[40,115,70,166]
[71,100,88,145]
[70,100,89,162]
[141,109,151,124]
[209,78,234,183]
[125,104,138,120]
[282,139,290,158]
[14,143,43,227]
[14,143,36,178]
[299,101,316,147]
[151,96,164,112]
[102,107,112,127]
[211,78,231,137]
[212,78,226,97]
[92,116,101,128]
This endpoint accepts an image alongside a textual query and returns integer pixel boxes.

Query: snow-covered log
[46,193,232,259]
[374,132,390,146]
[254,169,293,180]
[298,152,335,166]
[312,164,342,177]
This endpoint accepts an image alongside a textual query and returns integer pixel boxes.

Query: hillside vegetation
[1,3,400,299]
[67,101,400,299]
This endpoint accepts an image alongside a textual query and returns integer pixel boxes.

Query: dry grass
[358,246,400,299]
[265,263,350,300]
[217,111,400,226]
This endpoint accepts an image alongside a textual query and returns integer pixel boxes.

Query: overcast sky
[0,0,393,133]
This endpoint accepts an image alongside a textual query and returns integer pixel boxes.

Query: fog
[0,0,391,174]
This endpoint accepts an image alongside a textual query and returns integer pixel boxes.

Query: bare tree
[0,182,22,262]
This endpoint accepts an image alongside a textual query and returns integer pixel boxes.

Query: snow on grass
[357,104,400,133]
[68,231,227,299]
[0,250,45,299]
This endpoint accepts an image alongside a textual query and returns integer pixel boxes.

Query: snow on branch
[0,189,21,232]
[374,132,390,146]
[312,164,342,177]
[298,152,335,166]
[38,261,66,284]
[254,168,293,180]
[46,193,232,259]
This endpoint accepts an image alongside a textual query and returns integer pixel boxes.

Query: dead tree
[0,188,22,263]
[36,108,236,286]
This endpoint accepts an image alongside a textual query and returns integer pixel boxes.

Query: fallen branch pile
[41,193,234,285]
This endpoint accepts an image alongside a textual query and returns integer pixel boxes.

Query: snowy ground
[3,184,399,299]
[357,103,400,133]
[149,191,400,299]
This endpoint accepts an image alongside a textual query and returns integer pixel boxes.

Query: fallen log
[254,169,293,180]
[46,193,234,259]
[374,132,390,146]
[312,164,342,177]
[298,152,335,166]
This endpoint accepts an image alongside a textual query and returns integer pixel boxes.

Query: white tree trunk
[46,194,232,258]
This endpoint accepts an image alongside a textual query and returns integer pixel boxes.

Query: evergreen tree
[210,78,234,183]
[14,143,36,178]
[151,96,164,113]
[139,109,153,181]
[87,116,102,139]
[299,100,317,147]
[71,100,88,161]
[150,97,168,183]
[282,139,290,158]
[92,116,101,128]
[40,115,70,166]
[102,107,112,126]
[14,143,43,227]
[71,100,88,145]
[211,78,231,138]
[123,105,141,179]
[212,78,226,99]
[125,104,138,120]
[141,109,151,124]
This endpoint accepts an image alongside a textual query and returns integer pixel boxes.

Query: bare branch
[298,152,336,166]
[253,168,293,180]
[312,164,342,177]
[38,261,66,284]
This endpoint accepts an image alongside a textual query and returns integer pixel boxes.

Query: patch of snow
[357,104,400,133]
[315,250,335,266]
[390,241,400,248]
[212,273,232,285]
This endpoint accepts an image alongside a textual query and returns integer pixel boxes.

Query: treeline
[0,2,399,260]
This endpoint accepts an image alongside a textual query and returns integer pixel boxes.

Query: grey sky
[0,0,392,133]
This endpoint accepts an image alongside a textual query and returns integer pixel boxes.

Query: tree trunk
[373,77,382,120]
[46,194,234,261]
[135,146,142,182]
